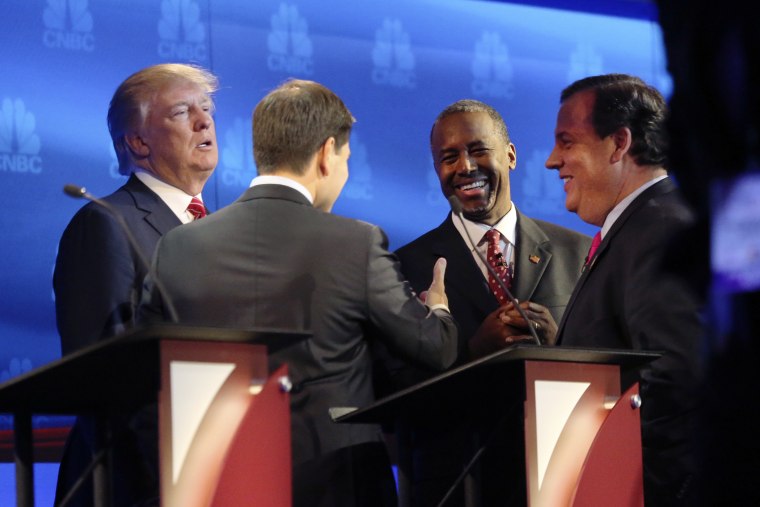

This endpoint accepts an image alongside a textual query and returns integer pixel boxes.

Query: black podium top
[0,324,309,415]
[333,344,659,425]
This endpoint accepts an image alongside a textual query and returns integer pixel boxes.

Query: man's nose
[195,109,213,131]
[457,154,477,173]
[545,148,560,170]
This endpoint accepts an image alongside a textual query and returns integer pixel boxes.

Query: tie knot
[485,229,501,247]
[585,231,602,266]
[187,196,207,220]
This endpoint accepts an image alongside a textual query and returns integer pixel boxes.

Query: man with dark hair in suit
[383,99,590,506]
[139,79,459,507]
[53,63,219,506]
[545,73,703,506]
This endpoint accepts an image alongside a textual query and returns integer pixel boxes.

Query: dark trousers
[292,442,398,507]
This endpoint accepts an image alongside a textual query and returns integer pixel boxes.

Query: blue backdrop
[0,0,666,503]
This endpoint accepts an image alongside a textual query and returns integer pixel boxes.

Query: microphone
[63,183,179,323]
[447,195,541,346]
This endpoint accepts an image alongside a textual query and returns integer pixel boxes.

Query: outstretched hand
[421,257,448,308]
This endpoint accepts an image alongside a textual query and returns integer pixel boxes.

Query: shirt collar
[133,169,201,224]
[451,202,517,250]
[601,174,668,238]
[249,175,314,204]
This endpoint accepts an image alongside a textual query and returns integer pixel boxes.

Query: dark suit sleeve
[54,205,140,355]
[364,226,459,370]
[622,215,702,502]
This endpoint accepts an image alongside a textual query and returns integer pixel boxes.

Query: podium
[334,344,658,507]
[0,324,307,507]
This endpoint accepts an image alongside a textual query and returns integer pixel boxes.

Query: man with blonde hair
[54,62,219,506]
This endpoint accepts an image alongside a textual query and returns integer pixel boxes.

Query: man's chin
[462,206,489,221]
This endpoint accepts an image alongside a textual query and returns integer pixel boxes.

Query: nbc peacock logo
[158,0,208,61]
[371,18,416,89]
[471,32,515,99]
[567,42,604,84]
[0,98,43,175]
[42,0,95,52]
[267,4,314,75]
[341,133,373,200]
[220,117,256,188]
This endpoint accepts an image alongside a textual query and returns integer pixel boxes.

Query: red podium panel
[571,383,643,507]
[523,361,643,507]
[211,364,292,507]
[333,345,654,507]
[0,325,303,507]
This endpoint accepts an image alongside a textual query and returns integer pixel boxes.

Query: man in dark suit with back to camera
[545,74,703,506]
[139,79,459,507]
[385,99,590,506]
[53,63,219,506]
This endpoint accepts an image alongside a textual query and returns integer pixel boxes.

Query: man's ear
[506,142,517,170]
[316,136,336,178]
[610,126,632,163]
[124,132,150,158]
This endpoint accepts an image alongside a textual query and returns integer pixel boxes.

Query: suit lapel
[555,178,676,342]
[124,174,182,235]
[433,216,496,316]
[512,212,552,302]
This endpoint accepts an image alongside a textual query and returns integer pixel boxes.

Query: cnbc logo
[371,18,416,89]
[519,150,566,216]
[471,32,514,99]
[0,98,42,175]
[341,133,372,200]
[267,4,314,75]
[568,42,603,84]
[42,0,95,52]
[220,117,256,188]
[158,0,208,61]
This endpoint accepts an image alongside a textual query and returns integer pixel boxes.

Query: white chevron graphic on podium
[534,380,590,489]
[170,361,236,483]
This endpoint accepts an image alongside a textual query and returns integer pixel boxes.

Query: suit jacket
[53,174,182,506]
[395,209,591,365]
[381,210,590,506]
[557,178,702,506]
[139,184,459,506]
[54,174,181,355]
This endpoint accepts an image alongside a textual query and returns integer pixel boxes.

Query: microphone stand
[447,195,541,346]
[432,196,540,507]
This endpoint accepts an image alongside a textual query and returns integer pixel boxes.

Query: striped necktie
[187,196,207,220]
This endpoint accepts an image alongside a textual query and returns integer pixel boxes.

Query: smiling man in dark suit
[382,99,590,506]
[545,73,703,506]
[139,79,459,507]
[53,63,219,506]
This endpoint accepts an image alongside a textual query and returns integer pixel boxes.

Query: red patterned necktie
[187,196,207,220]
[585,231,602,266]
[485,229,512,305]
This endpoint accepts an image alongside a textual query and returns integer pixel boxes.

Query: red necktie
[485,229,512,305]
[187,196,207,220]
[585,231,602,266]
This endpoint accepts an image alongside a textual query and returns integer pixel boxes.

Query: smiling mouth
[457,180,486,191]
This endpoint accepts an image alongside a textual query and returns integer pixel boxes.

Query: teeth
[561,177,570,182]
[459,181,486,191]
